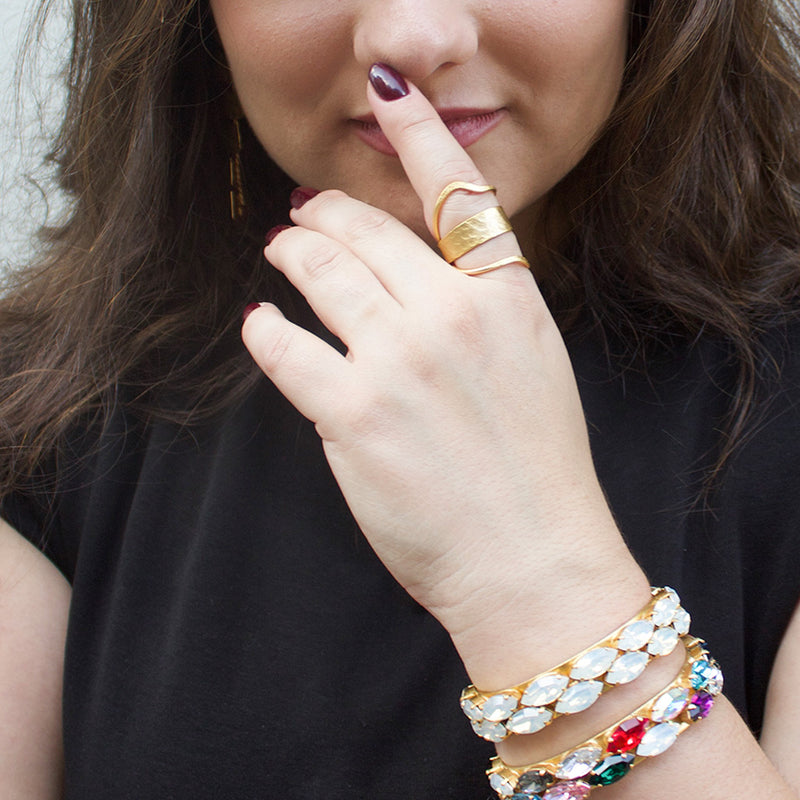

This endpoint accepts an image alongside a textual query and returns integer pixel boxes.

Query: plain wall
[0,0,68,270]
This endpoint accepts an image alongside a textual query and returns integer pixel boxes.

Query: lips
[351,108,507,156]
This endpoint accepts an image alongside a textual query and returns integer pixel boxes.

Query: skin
[238,82,800,796]
[227,0,800,795]
[0,518,68,799]
[1,1,797,797]
[211,0,631,242]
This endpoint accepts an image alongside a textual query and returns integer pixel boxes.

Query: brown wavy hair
[1,0,799,496]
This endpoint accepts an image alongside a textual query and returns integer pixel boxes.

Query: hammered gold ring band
[432,181,530,277]
[438,206,513,262]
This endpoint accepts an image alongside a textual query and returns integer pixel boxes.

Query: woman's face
[211,0,631,237]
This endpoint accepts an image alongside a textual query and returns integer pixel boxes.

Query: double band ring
[433,181,531,276]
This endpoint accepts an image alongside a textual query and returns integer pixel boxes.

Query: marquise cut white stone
[522,673,569,706]
[617,620,655,650]
[556,746,603,779]
[652,591,680,626]
[636,722,681,756]
[489,772,516,798]
[472,719,507,743]
[460,697,484,722]
[647,626,680,656]
[570,647,618,680]
[481,693,518,722]
[506,706,553,735]
[555,680,603,714]
[605,651,650,685]
[672,607,691,635]
[651,687,690,721]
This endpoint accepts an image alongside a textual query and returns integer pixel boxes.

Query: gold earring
[225,93,247,221]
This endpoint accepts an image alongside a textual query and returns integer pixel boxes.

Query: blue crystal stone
[690,659,724,694]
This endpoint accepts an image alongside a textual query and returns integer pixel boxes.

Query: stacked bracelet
[485,636,723,799]
[461,587,691,742]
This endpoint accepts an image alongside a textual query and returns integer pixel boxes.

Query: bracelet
[486,636,723,799]
[461,587,691,742]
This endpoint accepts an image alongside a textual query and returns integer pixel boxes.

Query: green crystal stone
[589,754,634,786]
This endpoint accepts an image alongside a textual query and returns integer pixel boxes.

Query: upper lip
[351,107,503,125]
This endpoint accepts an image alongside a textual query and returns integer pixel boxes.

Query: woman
[1,0,799,797]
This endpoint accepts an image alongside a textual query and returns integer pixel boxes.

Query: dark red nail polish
[368,63,409,101]
[289,187,320,210]
[242,302,261,323]
[265,224,291,245]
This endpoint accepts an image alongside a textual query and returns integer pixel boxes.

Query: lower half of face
[211,0,631,240]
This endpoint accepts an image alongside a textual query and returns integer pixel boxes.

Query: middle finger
[265,223,401,346]
[287,189,455,305]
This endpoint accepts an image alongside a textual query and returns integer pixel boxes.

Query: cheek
[212,2,351,117]
[503,0,630,159]
[496,0,629,98]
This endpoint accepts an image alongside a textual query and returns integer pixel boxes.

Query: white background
[0,0,68,270]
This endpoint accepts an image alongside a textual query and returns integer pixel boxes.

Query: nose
[352,0,479,85]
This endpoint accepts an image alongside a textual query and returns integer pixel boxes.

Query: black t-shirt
[3,322,800,799]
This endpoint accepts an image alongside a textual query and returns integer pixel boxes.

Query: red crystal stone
[607,717,648,753]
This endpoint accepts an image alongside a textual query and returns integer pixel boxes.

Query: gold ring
[454,256,531,276]
[432,181,496,241]
[438,206,513,263]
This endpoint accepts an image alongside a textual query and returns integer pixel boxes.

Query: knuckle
[431,159,484,191]
[344,208,393,244]
[311,189,348,212]
[351,288,384,325]
[395,108,438,143]
[434,293,484,341]
[299,241,347,282]
[256,326,296,373]
[330,389,393,446]
[348,394,391,438]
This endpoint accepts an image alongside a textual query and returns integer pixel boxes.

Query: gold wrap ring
[432,181,531,276]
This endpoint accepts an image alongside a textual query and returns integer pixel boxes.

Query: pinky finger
[242,303,352,426]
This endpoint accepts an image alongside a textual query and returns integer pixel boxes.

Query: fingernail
[368,63,409,102]
[265,224,291,245]
[289,186,320,210]
[242,302,261,323]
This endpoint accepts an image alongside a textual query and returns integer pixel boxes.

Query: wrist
[447,547,651,692]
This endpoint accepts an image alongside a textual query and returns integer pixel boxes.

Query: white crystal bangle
[460,587,691,742]
[486,636,723,799]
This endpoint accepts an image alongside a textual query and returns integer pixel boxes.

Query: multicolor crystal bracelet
[485,636,723,799]
[461,587,691,742]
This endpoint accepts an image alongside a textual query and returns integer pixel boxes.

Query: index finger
[367,63,530,279]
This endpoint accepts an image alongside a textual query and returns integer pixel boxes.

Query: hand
[242,68,648,684]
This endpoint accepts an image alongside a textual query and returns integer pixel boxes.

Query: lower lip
[351,109,506,156]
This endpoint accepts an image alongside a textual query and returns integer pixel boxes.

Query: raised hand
[242,65,649,689]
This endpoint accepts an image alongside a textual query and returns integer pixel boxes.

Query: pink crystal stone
[607,717,648,753]
[543,781,592,800]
